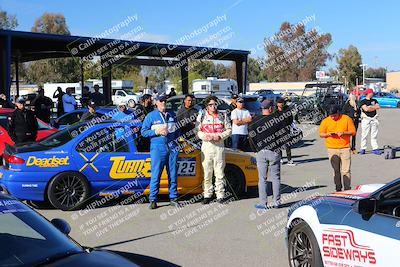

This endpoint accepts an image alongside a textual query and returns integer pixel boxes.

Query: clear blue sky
[1,0,400,70]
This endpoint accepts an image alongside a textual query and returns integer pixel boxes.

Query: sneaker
[287,160,297,166]
[149,201,157,210]
[170,198,180,207]
[202,198,212,205]
[255,203,268,209]
[359,149,366,155]
[372,149,381,155]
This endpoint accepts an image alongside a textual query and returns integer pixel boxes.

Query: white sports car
[286,179,400,267]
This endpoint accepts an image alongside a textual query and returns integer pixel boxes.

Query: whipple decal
[322,229,376,266]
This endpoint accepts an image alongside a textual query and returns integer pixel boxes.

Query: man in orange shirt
[320,105,356,191]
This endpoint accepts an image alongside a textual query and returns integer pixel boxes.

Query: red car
[0,108,58,157]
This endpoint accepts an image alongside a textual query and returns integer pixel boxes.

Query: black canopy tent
[0,30,249,104]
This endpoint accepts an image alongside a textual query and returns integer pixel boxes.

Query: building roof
[0,30,249,62]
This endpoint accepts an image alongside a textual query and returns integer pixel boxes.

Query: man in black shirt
[177,94,198,142]
[275,98,296,166]
[229,94,238,111]
[53,87,65,117]
[90,85,106,106]
[359,88,380,155]
[80,101,100,122]
[134,94,154,122]
[8,97,38,145]
[32,88,53,123]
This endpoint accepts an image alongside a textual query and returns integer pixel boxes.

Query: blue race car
[0,120,146,210]
[286,180,400,267]
[360,92,400,108]
[0,192,140,266]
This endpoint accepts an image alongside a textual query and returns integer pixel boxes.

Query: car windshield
[0,199,82,267]
[39,124,81,148]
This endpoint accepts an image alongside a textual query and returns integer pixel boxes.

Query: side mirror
[51,218,71,235]
[353,198,377,218]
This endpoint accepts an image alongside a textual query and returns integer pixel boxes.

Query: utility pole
[360,63,367,86]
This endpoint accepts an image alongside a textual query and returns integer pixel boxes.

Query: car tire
[288,220,323,267]
[47,172,90,211]
[224,164,245,198]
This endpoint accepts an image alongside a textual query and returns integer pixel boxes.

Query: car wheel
[47,172,90,211]
[128,99,136,107]
[224,164,245,198]
[288,220,323,267]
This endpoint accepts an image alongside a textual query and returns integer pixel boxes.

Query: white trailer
[192,77,237,96]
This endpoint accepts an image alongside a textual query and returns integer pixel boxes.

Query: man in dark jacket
[8,97,38,145]
[134,94,154,121]
[176,94,198,142]
[90,85,106,106]
[53,87,64,117]
[276,98,296,166]
[80,101,100,122]
[32,87,53,123]
[342,94,360,153]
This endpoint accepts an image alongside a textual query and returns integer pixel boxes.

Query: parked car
[0,108,57,158]
[112,90,141,107]
[167,94,261,117]
[0,120,258,210]
[286,180,400,267]
[253,89,282,102]
[51,107,118,129]
[0,192,140,266]
[360,91,400,108]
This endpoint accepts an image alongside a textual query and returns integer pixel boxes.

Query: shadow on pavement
[110,250,182,267]
[243,183,326,199]
[294,157,328,164]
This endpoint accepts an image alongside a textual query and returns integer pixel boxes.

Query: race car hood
[326,184,385,201]
[42,250,139,267]
[288,183,386,218]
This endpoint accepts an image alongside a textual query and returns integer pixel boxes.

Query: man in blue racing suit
[141,94,180,209]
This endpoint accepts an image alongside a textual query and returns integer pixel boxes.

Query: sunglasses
[158,99,166,102]
[208,103,217,107]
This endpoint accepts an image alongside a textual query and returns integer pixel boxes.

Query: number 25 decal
[178,161,196,176]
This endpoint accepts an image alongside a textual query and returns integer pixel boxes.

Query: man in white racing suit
[196,96,232,204]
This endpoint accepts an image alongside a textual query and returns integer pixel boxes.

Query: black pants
[282,146,292,161]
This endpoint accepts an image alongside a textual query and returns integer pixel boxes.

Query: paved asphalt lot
[36,109,400,267]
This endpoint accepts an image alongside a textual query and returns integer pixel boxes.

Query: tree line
[0,8,387,92]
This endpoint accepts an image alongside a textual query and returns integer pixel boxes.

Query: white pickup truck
[112,90,142,106]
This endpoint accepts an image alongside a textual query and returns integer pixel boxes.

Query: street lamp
[360,63,367,86]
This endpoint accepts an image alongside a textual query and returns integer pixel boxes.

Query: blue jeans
[231,134,247,150]
[149,144,179,201]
